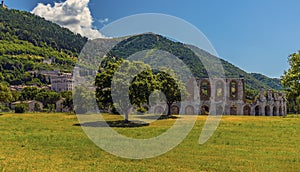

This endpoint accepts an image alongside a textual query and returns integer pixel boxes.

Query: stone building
[50,73,73,92]
[151,78,287,116]
[11,100,43,112]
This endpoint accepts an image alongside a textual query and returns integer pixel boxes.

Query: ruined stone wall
[150,78,287,116]
[250,90,287,116]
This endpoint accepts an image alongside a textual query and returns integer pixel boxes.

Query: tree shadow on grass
[158,115,180,120]
[136,115,180,120]
[73,120,149,128]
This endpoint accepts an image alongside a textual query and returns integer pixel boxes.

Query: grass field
[0,113,299,171]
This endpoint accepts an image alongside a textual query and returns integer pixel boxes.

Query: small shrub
[15,103,28,113]
[137,106,148,113]
[0,104,10,112]
[1,107,10,112]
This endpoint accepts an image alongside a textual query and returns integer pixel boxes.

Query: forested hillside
[0,8,87,54]
[106,33,282,90]
[0,7,282,90]
[250,73,282,90]
[0,8,88,85]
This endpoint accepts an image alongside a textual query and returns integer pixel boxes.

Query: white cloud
[32,0,105,39]
[99,18,109,24]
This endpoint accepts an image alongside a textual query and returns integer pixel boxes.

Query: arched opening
[34,103,42,112]
[255,106,260,116]
[216,105,224,115]
[171,105,180,115]
[200,105,210,115]
[185,106,195,115]
[154,106,164,114]
[243,105,251,116]
[200,80,211,100]
[230,105,237,115]
[230,81,238,99]
[279,106,283,116]
[215,80,224,101]
[273,106,277,116]
[265,106,271,116]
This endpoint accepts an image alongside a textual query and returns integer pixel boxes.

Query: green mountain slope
[106,33,282,90]
[0,8,88,85]
[0,7,281,90]
[250,73,282,90]
[0,8,87,54]
[108,33,208,78]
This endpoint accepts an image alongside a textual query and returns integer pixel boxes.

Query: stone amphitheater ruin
[151,78,287,116]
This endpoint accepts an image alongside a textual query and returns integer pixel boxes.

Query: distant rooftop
[1,1,7,9]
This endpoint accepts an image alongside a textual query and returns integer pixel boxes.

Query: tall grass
[0,113,299,171]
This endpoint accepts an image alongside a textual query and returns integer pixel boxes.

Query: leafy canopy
[0,82,12,104]
[281,51,300,113]
[95,59,187,119]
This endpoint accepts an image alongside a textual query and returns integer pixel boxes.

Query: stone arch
[279,106,283,116]
[273,106,277,116]
[216,105,224,115]
[230,80,238,100]
[200,80,211,100]
[185,105,195,115]
[255,106,260,116]
[243,105,251,116]
[230,105,237,115]
[171,105,180,115]
[215,80,224,101]
[200,105,210,115]
[265,106,271,116]
[154,106,164,114]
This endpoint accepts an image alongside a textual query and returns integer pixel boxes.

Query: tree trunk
[125,112,129,123]
[167,103,172,116]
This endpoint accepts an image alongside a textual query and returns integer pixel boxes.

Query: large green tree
[95,60,121,113]
[95,59,190,119]
[112,60,156,122]
[95,59,157,122]
[156,69,189,116]
[281,51,300,113]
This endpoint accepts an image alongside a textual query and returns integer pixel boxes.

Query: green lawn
[0,113,299,171]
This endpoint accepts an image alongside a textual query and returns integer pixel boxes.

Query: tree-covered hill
[0,7,282,90]
[0,8,88,86]
[108,33,208,78]
[0,8,87,54]
[106,33,282,90]
[250,73,282,90]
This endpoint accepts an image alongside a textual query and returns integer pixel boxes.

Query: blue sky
[4,0,300,78]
